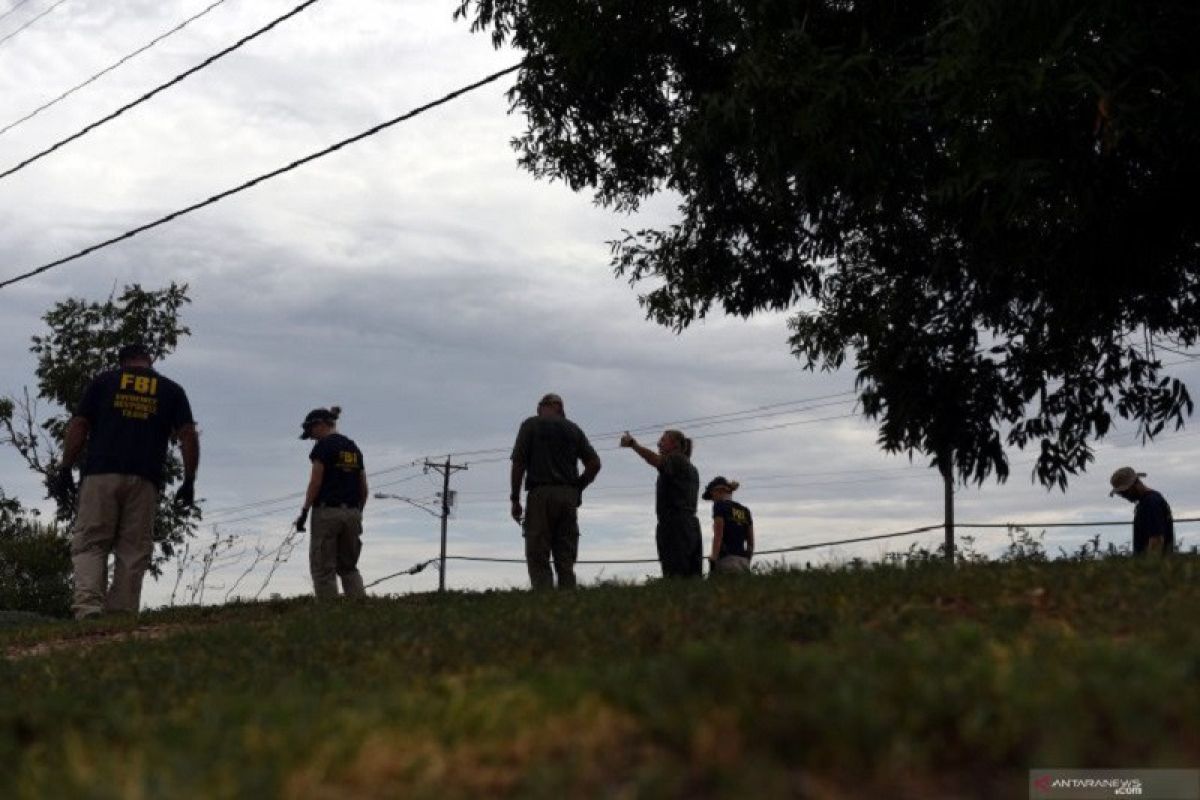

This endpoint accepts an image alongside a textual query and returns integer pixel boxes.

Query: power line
[363,515,1200,588]
[204,468,423,523]
[199,395,861,521]
[363,557,437,589]
[191,384,1200,527]
[0,0,68,49]
[0,0,35,26]
[460,412,861,468]
[0,61,523,290]
[957,516,1200,529]
[754,524,944,555]
[0,0,322,184]
[440,391,858,459]
[595,392,856,438]
[0,0,230,139]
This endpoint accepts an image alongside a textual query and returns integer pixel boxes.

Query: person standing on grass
[53,342,199,620]
[510,392,602,590]
[295,406,368,599]
[620,429,702,578]
[1109,466,1174,555]
[702,476,754,575]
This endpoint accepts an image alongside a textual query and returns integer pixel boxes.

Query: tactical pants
[523,485,580,590]
[656,515,703,578]
[71,473,158,618]
[310,506,366,599]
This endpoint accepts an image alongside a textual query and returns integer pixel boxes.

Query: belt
[315,502,358,509]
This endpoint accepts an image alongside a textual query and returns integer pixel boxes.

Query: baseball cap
[1109,466,1146,496]
[299,407,339,439]
[702,476,736,501]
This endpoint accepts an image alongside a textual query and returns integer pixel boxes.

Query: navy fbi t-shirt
[310,433,365,508]
[76,367,194,488]
[712,499,753,558]
[1133,490,1174,554]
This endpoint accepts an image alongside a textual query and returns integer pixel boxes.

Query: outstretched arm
[620,432,661,469]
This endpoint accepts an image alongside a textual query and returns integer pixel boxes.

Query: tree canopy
[457,0,1200,487]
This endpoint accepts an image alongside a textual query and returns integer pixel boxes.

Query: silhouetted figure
[620,429,702,578]
[1109,466,1174,555]
[295,406,368,598]
[510,393,601,589]
[56,343,198,619]
[703,476,754,575]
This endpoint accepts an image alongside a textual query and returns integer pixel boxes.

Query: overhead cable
[439,391,858,459]
[0,0,35,26]
[0,0,68,49]
[0,0,230,139]
[364,516,1200,588]
[0,0,322,183]
[203,470,425,524]
[459,412,860,468]
[0,61,523,290]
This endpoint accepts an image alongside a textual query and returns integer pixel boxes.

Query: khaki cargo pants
[310,505,366,599]
[523,484,581,590]
[712,554,752,575]
[71,473,158,619]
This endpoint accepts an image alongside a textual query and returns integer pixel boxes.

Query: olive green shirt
[511,415,597,490]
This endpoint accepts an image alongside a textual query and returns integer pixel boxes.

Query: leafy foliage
[456,0,1200,488]
[0,494,70,618]
[0,283,198,573]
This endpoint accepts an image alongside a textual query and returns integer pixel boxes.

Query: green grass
[2,557,1199,799]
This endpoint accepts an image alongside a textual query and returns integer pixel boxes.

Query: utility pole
[940,450,955,563]
[425,456,468,592]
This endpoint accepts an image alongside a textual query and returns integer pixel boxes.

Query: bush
[0,511,71,619]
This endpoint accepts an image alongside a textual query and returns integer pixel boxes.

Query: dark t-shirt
[656,452,698,519]
[713,499,753,558]
[76,367,194,488]
[1133,490,1174,554]
[511,415,597,490]
[309,433,365,508]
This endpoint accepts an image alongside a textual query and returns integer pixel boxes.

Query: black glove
[47,466,76,506]
[174,477,195,509]
[294,507,310,532]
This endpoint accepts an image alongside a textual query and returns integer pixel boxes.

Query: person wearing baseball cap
[510,392,602,590]
[1109,466,1174,555]
[295,405,369,598]
[702,476,754,575]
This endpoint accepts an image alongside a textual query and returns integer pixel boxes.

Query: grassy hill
[1,555,1198,799]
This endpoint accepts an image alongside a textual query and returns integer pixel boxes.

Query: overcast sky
[1,0,1197,607]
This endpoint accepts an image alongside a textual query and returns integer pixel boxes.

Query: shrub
[0,509,71,619]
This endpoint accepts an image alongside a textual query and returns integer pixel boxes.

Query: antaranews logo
[1033,774,1054,793]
